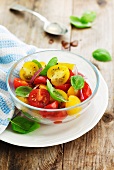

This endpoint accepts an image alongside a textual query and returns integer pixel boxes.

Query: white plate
[0,71,108,147]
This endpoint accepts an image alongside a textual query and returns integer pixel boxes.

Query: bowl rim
[6,49,100,112]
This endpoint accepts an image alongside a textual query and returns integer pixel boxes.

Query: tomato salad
[14,57,92,121]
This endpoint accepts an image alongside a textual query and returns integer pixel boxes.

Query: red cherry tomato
[13,78,29,89]
[34,76,47,85]
[69,69,75,76]
[45,101,59,109]
[40,110,67,121]
[79,81,92,102]
[39,101,67,121]
[55,83,71,92]
[67,69,75,83]
[28,89,50,108]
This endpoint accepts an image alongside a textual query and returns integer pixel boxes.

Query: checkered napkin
[0,25,39,134]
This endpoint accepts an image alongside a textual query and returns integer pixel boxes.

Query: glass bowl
[7,50,100,124]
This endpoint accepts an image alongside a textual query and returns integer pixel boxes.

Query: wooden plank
[0,0,72,170]
[0,0,113,170]
[63,0,114,170]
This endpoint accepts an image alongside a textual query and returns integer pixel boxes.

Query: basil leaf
[15,86,32,97]
[92,49,112,62]
[10,116,40,134]
[22,111,40,122]
[71,75,84,90]
[40,57,58,76]
[70,16,92,28]
[47,80,68,102]
[32,59,42,68]
[81,11,96,23]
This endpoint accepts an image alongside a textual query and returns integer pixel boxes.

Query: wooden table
[0,0,113,169]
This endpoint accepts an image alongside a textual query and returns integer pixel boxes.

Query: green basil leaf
[15,86,32,97]
[81,11,96,23]
[92,49,112,62]
[40,57,58,76]
[71,75,84,90]
[70,16,92,28]
[10,116,40,134]
[22,111,40,122]
[32,59,42,68]
[47,80,68,102]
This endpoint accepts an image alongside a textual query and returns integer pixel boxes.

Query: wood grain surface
[0,0,114,170]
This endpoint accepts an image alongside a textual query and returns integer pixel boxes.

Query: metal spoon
[10,4,68,36]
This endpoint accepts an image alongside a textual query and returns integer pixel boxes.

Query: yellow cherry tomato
[67,86,79,97]
[56,89,68,107]
[65,95,81,115]
[39,84,47,90]
[58,62,75,70]
[40,61,46,68]
[47,64,70,86]
[56,89,68,100]
[17,96,29,104]
[19,61,39,82]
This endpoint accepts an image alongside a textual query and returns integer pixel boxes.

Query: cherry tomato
[38,84,47,90]
[47,64,70,86]
[39,101,67,121]
[17,96,29,104]
[65,95,81,115]
[40,110,67,121]
[57,63,75,70]
[50,110,67,121]
[67,69,75,83]
[39,101,58,118]
[56,89,68,100]
[19,61,39,82]
[14,78,29,89]
[67,86,79,97]
[40,61,46,68]
[28,89,50,108]
[79,81,92,102]
[34,76,47,85]
[45,101,59,109]
[55,83,71,92]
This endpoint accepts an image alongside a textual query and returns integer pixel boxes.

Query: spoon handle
[10,4,49,24]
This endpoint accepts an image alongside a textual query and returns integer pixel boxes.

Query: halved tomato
[14,78,29,89]
[28,89,50,108]
[47,64,70,86]
[19,61,39,82]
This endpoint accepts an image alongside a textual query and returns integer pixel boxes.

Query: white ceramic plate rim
[0,70,108,147]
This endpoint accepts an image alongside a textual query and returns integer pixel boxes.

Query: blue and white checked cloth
[0,25,39,134]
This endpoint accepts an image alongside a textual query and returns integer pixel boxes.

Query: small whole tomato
[34,76,47,85]
[39,101,67,121]
[65,95,81,115]
[13,78,29,89]
[28,89,50,108]
[79,81,92,102]
[55,83,71,92]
